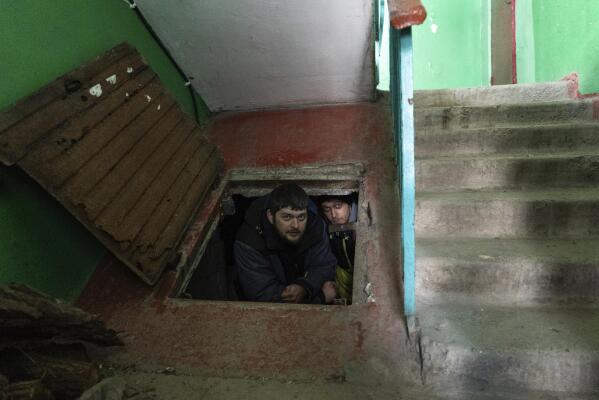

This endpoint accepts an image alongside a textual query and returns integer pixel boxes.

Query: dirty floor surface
[98,366,593,400]
[100,368,430,400]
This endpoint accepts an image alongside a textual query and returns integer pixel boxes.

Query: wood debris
[0,284,122,399]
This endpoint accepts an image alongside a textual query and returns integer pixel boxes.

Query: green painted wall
[385,0,599,94]
[527,0,599,94]
[0,168,103,302]
[378,0,491,91]
[0,0,210,301]
[413,0,490,90]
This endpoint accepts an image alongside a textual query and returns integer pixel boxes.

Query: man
[319,195,357,304]
[234,183,336,303]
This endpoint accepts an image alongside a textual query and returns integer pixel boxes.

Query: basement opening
[173,173,363,306]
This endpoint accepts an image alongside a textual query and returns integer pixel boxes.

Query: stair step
[415,99,599,131]
[413,85,599,398]
[416,188,599,238]
[416,238,599,306]
[416,122,599,158]
[414,81,576,108]
[426,386,598,400]
[418,302,599,394]
[417,153,599,192]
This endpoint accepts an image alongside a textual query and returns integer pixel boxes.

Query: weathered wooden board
[0,44,222,285]
[0,283,122,346]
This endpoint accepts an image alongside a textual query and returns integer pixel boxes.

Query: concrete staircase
[413,81,599,398]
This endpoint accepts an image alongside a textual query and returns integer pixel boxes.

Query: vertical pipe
[390,27,416,316]
[400,28,416,316]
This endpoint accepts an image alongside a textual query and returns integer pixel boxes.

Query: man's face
[321,200,350,225]
[267,207,308,245]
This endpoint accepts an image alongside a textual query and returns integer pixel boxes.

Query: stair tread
[417,151,599,162]
[415,122,599,160]
[414,81,576,109]
[416,238,599,306]
[424,385,598,400]
[418,187,599,201]
[416,99,598,132]
[418,98,597,113]
[417,238,599,263]
[414,89,599,394]
[417,120,599,135]
[418,302,599,352]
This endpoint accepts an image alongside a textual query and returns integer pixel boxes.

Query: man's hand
[281,284,306,303]
[322,281,337,304]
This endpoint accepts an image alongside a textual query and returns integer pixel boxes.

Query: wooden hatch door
[0,43,222,285]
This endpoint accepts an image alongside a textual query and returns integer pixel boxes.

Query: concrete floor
[76,100,421,385]
[75,87,599,398]
[102,371,428,400]
[88,363,597,400]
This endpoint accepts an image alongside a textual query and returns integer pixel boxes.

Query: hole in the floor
[179,189,359,305]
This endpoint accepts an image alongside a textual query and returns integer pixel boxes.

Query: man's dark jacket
[234,195,336,303]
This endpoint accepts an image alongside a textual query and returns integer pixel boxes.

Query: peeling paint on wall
[105,74,117,85]
[89,84,103,97]
[365,282,376,303]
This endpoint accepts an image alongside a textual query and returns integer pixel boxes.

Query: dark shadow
[181,193,359,304]
[183,194,254,301]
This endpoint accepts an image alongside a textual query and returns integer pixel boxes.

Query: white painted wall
[136,0,375,111]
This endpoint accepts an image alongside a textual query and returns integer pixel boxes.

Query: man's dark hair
[268,183,309,213]
[317,193,356,205]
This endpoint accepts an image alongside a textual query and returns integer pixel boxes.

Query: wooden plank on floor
[90,119,196,233]
[62,92,176,204]
[47,77,163,187]
[99,129,202,242]
[148,151,220,259]
[0,50,144,165]
[18,65,153,175]
[81,107,185,220]
[0,43,134,134]
[132,153,220,282]
[130,137,216,250]
[1,44,222,286]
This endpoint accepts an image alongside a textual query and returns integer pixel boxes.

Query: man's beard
[275,227,304,246]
